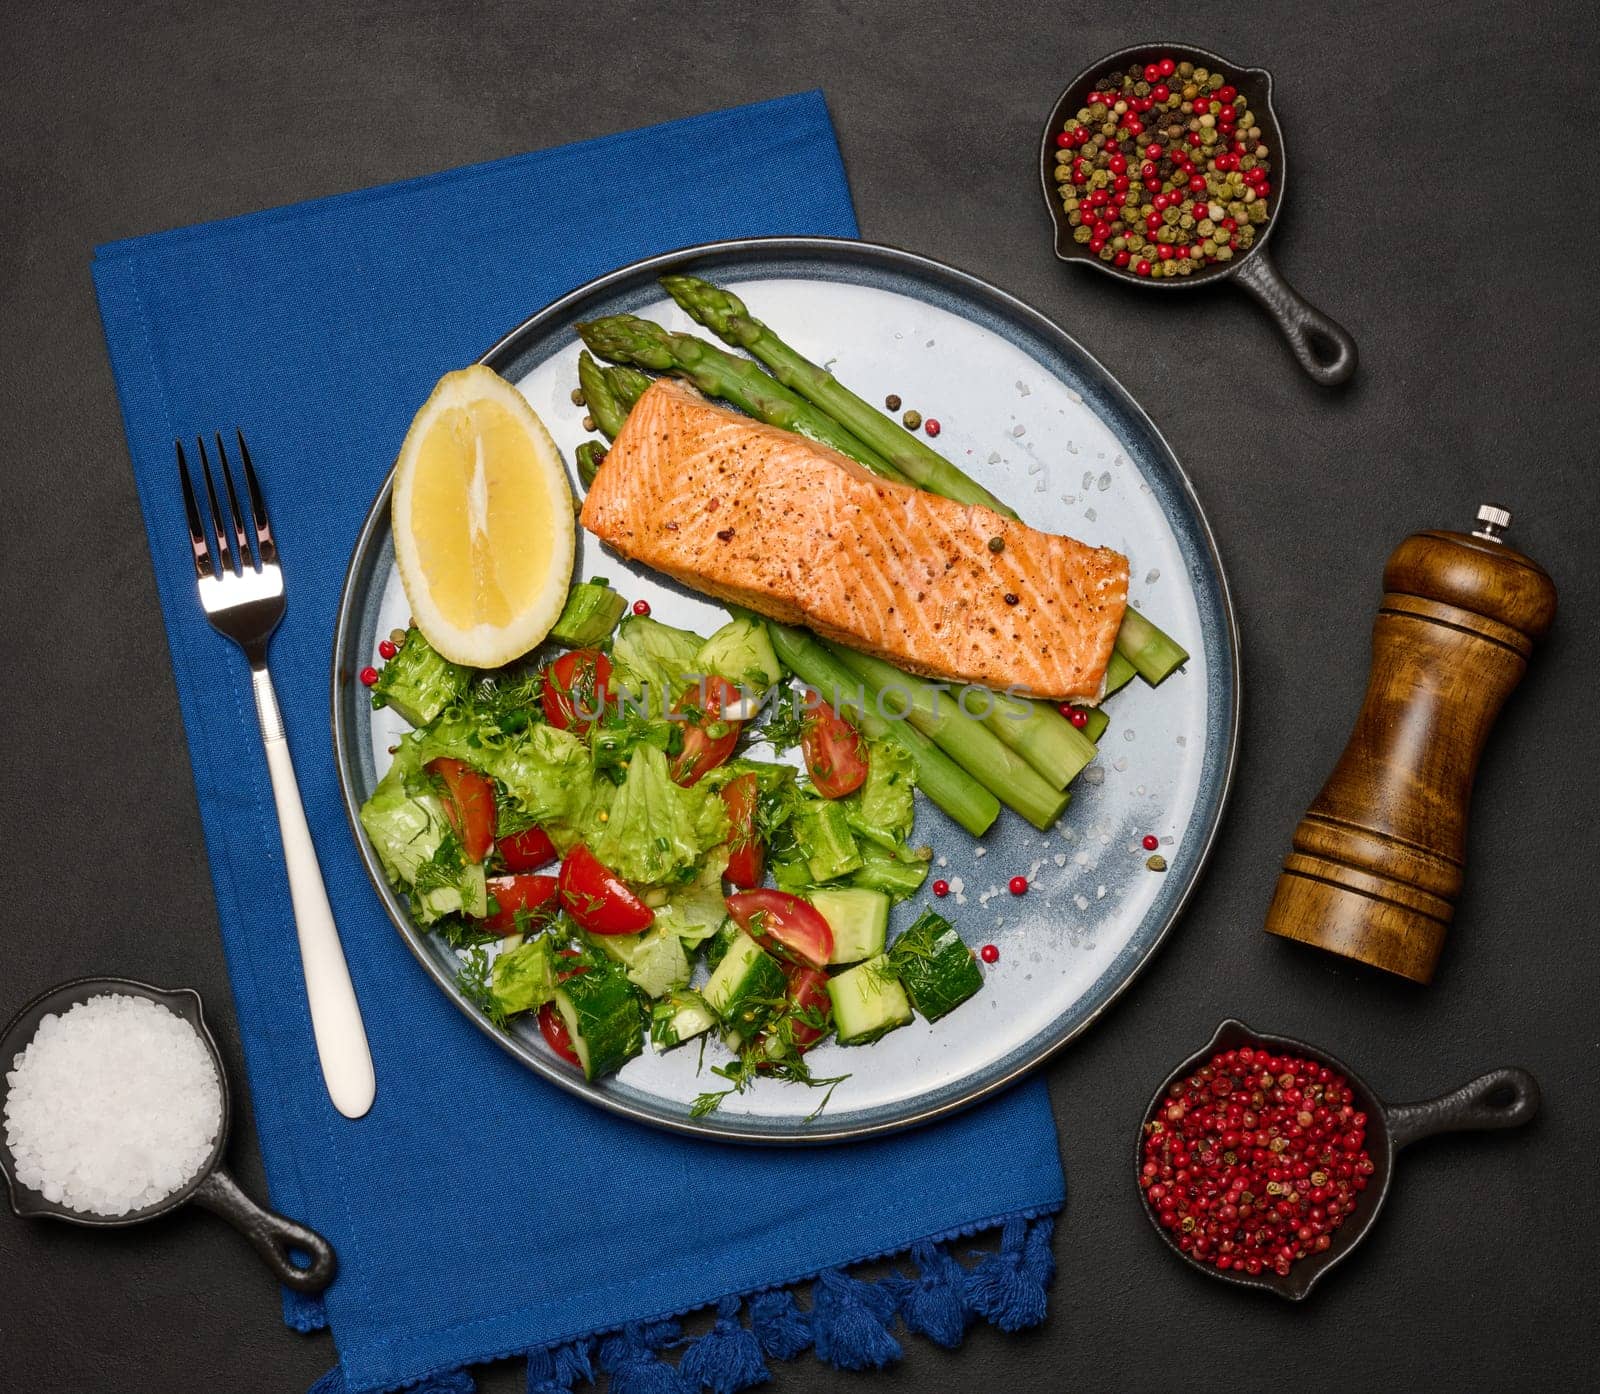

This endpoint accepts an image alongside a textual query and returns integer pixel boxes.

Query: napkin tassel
[962,1215,1056,1333]
[746,1287,812,1361]
[893,1240,971,1349]
[312,1209,1058,1394]
[677,1294,769,1394]
[598,1319,693,1394]
[525,1335,596,1394]
[809,1268,903,1372]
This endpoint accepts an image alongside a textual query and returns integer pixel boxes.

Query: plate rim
[330,233,1241,1144]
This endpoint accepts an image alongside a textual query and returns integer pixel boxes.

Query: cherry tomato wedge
[668,675,743,786]
[542,649,613,734]
[482,874,559,935]
[538,1002,580,1067]
[496,824,557,872]
[537,951,588,1067]
[799,689,869,798]
[720,773,765,888]
[558,843,654,935]
[725,889,833,970]
[779,963,833,1054]
[424,757,496,862]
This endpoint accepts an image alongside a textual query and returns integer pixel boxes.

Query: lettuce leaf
[489,937,559,1016]
[610,614,704,714]
[652,848,731,946]
[843,737,917,853]
[569,744,730,887]
[358,749,453,888]
[411,716,590,828]
[484,724,591,825]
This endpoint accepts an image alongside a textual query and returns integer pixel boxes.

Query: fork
[178,431,375,1119]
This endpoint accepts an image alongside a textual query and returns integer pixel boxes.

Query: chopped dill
[455,945,509,1029]
[690,1036,849,1121]
[756,686,807,754]
[431,915,499,951]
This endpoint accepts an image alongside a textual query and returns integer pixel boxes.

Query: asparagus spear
[1103,648,1138,697]
[576,315,907,482]
[574,440,608,487]
[575,351,628,441]
[603,362,652,412]
[663,275,1014,515]
[1115,607,1189,685]
[759,618,1000,837]
[826,644,1070,831]
[978,687,1098,790]
[660,276,1190,685]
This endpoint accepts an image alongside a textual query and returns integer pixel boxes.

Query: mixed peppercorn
[1141,1045,1375,1277]
[361,627,412,686]
[884,394,940,437]
[1054,56,1272,278]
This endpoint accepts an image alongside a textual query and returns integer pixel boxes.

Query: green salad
[360,589,987,1114]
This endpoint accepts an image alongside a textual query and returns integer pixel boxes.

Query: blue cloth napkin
[92,92,1064,1394]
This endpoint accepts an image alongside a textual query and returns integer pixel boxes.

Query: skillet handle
[1386,1067,1540,1153]
[191,1166,338,1293]
[1233,247,1358,386]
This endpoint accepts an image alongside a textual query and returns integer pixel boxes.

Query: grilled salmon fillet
[580,379,1128,700]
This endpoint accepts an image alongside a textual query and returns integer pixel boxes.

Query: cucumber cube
[489,936,557,1016]
[650,990,717,1050]
[703,931,786,1036]
[890,910,984,1022]
[827,955,912,1046]
[702,918,741,973]
[550,580,628,647]
[369,627,469,728]
[807,887,890,965]
[417,861,488,921]
[552,962,644,1080]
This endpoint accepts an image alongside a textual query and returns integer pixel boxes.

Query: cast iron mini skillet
[0,976,336,1293]
[1137,1018,1538,1299]
[1040,42,1358,386]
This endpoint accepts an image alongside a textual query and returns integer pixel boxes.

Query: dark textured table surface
[4,3,1597,1390]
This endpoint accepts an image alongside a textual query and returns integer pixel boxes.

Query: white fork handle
[252,667,376,1118]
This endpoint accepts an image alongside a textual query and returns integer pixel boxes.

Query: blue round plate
[332,236,1239,1143]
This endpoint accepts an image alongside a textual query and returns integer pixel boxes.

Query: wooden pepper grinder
[1264,506,1557,983]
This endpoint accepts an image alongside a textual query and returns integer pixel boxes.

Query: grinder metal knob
[1473,504,1512,542]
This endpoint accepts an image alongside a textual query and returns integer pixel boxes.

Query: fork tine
[176,440,215,581]
[196,435,235,574]
[214,431,256,570]
[235,430,278,567]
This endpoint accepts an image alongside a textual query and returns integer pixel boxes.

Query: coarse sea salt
[3,994,221,1217]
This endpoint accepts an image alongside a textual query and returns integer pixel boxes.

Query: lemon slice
[391,365,574,667]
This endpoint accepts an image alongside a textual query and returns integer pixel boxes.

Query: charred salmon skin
[580,379,1129,700]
